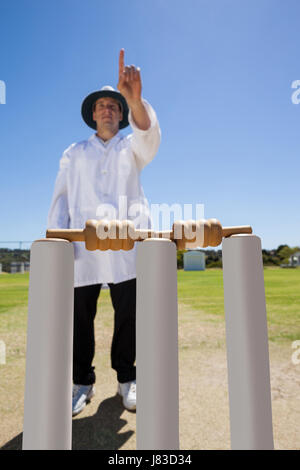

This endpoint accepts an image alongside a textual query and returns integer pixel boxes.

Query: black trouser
[73,278,136,385]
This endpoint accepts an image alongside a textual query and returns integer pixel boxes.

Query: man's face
[92,97,123,133]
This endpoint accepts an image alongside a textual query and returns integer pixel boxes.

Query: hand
[117,49,142,107]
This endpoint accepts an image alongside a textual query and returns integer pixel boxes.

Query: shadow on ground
[1,393,135,450]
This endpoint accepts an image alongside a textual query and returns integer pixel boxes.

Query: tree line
[177,244,300,269]
[0,245,299,272]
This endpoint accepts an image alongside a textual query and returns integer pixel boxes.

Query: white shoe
[117,380,136,411]
[72,384,95,417]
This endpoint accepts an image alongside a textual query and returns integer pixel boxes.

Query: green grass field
[177,268,300,343]
[0,267,299,450]
[0,267,299,345]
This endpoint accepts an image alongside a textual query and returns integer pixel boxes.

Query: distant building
[10,262,30,273]
[289,251,300,266]
[183,250,205,271]
[10,262,24,273]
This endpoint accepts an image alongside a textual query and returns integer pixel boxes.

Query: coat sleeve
[128,98,161,172]
[47,147,73,229]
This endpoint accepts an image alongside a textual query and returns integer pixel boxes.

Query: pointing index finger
[119,49,125,78]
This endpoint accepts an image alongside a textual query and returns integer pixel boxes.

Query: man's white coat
[47,99,161,287]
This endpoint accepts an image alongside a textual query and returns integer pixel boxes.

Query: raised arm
[117,49,151,131]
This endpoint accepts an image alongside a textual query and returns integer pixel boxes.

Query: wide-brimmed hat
[81,85,129,130]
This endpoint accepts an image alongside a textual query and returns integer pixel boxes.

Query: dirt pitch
[0,300,299,450]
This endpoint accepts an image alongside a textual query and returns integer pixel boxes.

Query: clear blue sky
[0,0,299,250]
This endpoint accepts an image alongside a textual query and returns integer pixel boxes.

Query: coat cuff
[128,98,158,133]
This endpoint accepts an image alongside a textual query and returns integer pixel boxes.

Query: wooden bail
[88,219,136,251]
[46,218,253,250]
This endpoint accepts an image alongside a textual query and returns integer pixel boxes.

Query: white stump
[222,234,274,450]
[136,239,179,450]
[22,239,74,450]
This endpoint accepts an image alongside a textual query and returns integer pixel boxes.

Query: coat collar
[88,131,122,150]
